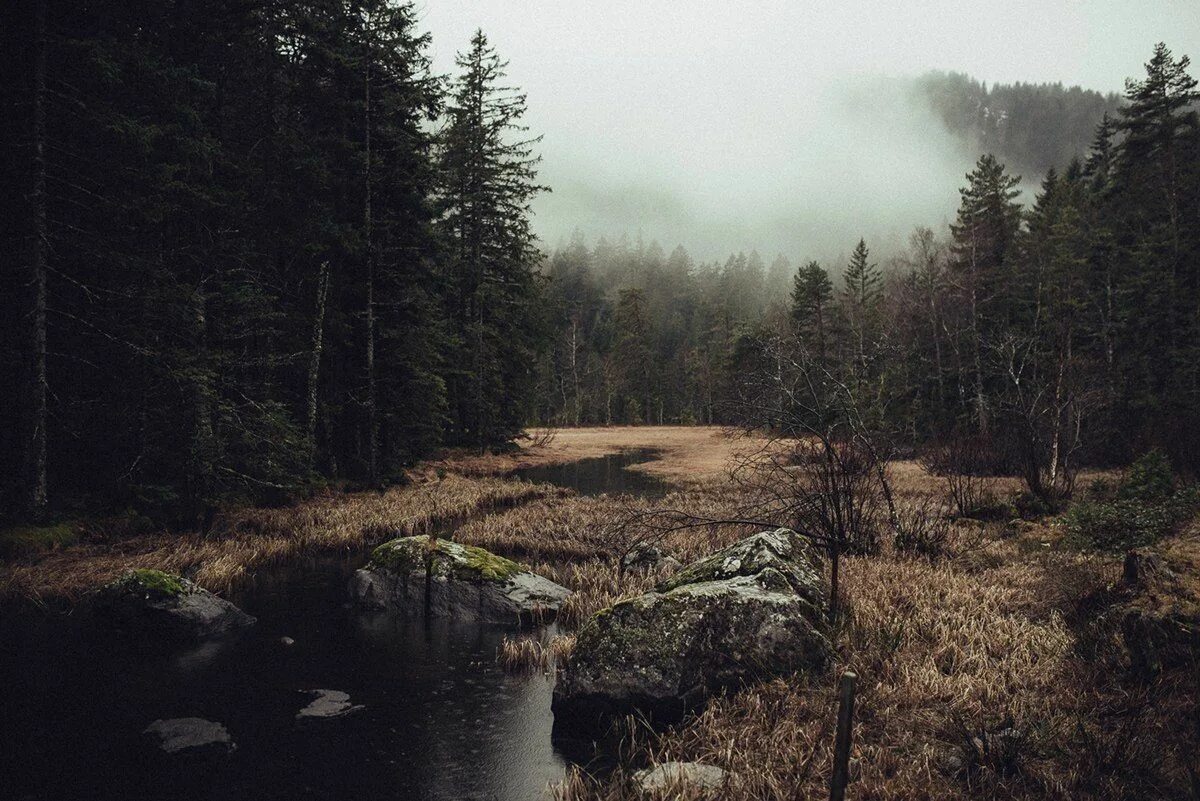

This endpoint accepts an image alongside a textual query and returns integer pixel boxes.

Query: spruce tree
[949,154,1023,434]
[790,261,834,358]
[440,29,546,450]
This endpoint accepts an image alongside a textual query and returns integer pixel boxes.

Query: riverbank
[0,426,744,603]
[0,473,567,602]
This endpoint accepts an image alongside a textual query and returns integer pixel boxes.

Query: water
[0,557,564,801]
[514,448,669,499]
[1,450,667,801]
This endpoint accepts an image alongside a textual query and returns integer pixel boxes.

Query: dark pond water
[0,557,564,801]
[514,448,669,499]
[1,451,668,801]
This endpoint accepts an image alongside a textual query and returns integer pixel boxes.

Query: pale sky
[417,1,1200,262]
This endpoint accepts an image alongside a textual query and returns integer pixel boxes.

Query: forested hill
[912,71,1123,177]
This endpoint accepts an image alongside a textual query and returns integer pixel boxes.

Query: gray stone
[144,717,234,754]
[554,529,830,730]
[296,689,364,720]
[96,569,255,641]
[632,762,731,795]
[622,543,683,573]
[350,536,571,624]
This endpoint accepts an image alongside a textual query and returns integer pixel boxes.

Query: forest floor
[2,426,1197,799]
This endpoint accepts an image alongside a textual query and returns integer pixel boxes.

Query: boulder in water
[296,689,364,720]
[350,536,571,624]
[144,717,234,754]
[96,569,255,641]
[553,529,830,730]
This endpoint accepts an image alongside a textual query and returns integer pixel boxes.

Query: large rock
[96,569,255,641]
[350,536,571,624]
[553,529,831,731]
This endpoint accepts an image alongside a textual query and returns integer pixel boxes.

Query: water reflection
[513,448,669,499]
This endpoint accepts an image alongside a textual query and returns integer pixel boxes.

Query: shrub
[1064,451,1198,550]
[1116,449,1175,504]
[893,495,952,560]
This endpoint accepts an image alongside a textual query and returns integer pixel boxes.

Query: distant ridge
[912,71,1124,177]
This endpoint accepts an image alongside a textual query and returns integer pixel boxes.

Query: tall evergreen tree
[440,30,546,450]
[949,154,1023,434]
[790,261,834,358]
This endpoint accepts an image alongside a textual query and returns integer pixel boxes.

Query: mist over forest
[537,72,1124,266]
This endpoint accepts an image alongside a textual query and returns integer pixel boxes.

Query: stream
[0,449,663,801]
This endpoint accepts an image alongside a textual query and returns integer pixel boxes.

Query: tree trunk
[306,261,330,469]
[28,0,49,516]
[189,285,216,530]
[363,40,378,481]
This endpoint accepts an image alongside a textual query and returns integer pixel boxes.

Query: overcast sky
[418,1,1200,263]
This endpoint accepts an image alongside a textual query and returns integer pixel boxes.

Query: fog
[420,1,1200,262]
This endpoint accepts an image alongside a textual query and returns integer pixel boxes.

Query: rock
[350,536,571,624]
[554,529,830,730]
[279,636,296,647]
[1117,548,1200,676]
[296,689,364,720]
[144,717,234,754]
[96,569,255,641]
[622,543,683,573]
[632,762,731,796]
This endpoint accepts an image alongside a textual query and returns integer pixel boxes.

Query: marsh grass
[498,632,577,675]
[1,474,567,601]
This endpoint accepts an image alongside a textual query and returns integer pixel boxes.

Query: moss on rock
[112,568,189,598]
[369,536,525,583]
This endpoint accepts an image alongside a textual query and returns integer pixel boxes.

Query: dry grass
[544,499,1199,801]
[498,632,577,675]
[0,474,567,601]
[437,426,761,483]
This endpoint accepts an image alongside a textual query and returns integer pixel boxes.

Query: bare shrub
[893,494,953,560]
[921,438,1001,519]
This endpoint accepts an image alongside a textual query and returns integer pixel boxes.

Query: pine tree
[949,154,1023,434]
[440,29,547,450]
[790,261,833,358]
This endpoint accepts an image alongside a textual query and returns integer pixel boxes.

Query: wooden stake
[830,670,858,801]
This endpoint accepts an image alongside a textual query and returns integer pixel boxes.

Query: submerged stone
[144,717,234,754]
[96,569,255,641]
[350,536,571,624]
[553,529,830,732]
[296,689,364,720]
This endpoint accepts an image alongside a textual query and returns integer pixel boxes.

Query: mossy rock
[368,536,525,583]
[95,569,255,641]
[111,568,190,598]
[353,536,571,624]
[656,528,826,608]
[553,529,831,733]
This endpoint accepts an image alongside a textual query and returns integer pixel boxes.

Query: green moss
[117,568,188,597]
[0,522,78,557]
[368,536,525,583]
[453,541,523,581]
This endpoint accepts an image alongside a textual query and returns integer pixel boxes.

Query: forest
[4,0,1198,529]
